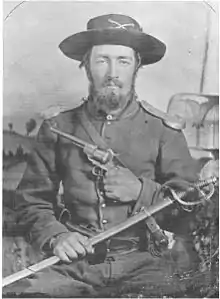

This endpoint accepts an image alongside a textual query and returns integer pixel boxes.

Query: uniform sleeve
[133,127,199,213]
[15,120,69,251]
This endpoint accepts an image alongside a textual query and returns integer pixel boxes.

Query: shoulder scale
[138,100,186,130]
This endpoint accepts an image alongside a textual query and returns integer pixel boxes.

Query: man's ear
[84,63,94,85]
[134,51,142,71]
[86,67,93,83]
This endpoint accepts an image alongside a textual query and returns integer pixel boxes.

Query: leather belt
[107,237,139,254]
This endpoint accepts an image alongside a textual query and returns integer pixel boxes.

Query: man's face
[88,45,137,113]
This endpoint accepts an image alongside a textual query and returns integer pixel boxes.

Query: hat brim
[59,28,166,65]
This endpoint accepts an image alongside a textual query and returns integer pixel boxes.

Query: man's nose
[107,60,118,78]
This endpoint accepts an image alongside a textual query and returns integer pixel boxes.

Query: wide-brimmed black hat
[59,14,166,65]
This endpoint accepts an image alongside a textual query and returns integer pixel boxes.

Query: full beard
[89,83,135,115]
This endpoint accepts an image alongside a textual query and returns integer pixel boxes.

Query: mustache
[102,77,123,88]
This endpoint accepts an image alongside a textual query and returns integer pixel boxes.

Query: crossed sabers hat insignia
[108,18,135,30]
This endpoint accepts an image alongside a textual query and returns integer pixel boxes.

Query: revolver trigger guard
[92,166,102,176]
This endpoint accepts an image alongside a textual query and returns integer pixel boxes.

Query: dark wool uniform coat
[15,99,198,252]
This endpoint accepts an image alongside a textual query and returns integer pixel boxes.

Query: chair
[167,93,219,176]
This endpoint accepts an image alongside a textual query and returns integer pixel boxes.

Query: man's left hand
[103,166,142,202]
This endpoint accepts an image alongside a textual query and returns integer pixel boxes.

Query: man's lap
[3,248,198,298]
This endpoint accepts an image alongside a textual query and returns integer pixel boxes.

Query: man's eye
[119,60,130,65]
[96,59,106,64]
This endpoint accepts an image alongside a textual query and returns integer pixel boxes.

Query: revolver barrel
[50,126,114,164]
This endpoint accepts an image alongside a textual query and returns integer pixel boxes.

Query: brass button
[101,203,106,208]
[106,115,113,120]
[102,219,108,224]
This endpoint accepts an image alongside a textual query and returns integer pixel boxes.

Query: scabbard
[145,215,168,248]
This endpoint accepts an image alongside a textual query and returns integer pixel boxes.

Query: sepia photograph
[2,1,219,298]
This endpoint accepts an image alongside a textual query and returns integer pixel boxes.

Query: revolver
[50,126,117,176]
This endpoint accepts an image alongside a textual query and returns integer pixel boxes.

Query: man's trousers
[3,239,202,298]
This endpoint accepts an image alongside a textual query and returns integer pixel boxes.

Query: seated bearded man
[5,14,209,298]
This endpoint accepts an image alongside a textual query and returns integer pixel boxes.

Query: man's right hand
[51,232,94,263]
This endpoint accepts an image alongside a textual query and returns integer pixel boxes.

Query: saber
[2,199,172,288]
[3,176,217,288]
